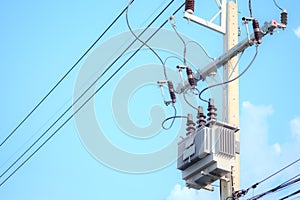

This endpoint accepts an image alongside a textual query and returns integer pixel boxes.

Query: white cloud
[240,102,300,193]
[294,26,300,38]
[166,184,218,200]
[166,184,199,200]
[273,143,281,153]
[290,117,300,142]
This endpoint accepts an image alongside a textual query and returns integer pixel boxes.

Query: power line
[0,2,133,149]
[0,0,171,172]
[0,0,175,180]
[199,46,258,103]
[236,157,300,198]
[0,0,175,181]
[250,158,300,190]
[126,0,167,79]
[0,2,185,188]
[279,189,300,200]
[247,175,300,200]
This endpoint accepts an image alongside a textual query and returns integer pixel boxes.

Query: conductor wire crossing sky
[1,1,300,200]
[0,2,133,149]
[0,1,185,188]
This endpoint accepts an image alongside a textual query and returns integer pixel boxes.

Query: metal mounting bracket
[183,0,227,34]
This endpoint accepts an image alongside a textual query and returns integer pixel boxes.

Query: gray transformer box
[177,120,239,190]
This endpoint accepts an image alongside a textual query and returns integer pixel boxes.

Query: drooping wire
[273,0,284,11]
[199,47,257,103]
[126,0,169,79]
[161,104,178,130]
[183,88,198,111]
[162,107,187,130]
[164,55,184,66]
[0,2,186,187]
[169,16,187,66]
[0,3,133,149]
[186,40,214,60]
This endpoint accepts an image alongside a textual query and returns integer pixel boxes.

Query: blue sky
[1,1,300,200]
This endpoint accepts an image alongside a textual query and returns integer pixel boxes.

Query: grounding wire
[199,46,258,103]
[0,3,186,187]
[0,2,133,149]
[126,0,168,79]
[0,0,175,180]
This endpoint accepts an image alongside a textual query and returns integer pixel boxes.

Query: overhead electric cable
[183,88,198,110]
[247,175,300,200]
[0,0,171,172]
[0,0,177,181]
[273,0,284,11]
[244,157,300,193]
[0,2,133,148]
[248,0,253,17]
[0,2,185,187]
[186,40,214,60]
[169,17,187,66]
[279,189,300,200]
[126,0,168,79]
[199,46,258,103]
[236,157,300,198]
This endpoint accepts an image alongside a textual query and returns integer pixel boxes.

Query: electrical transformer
[177,119,239,190]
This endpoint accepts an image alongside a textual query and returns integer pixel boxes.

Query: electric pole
[168,0,286,199]
[221,2,239,199]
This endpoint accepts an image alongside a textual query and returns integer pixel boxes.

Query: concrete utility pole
[179,1,285,199]
[221,2,239,200]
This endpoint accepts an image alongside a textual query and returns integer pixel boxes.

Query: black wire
[162,114,187,130]
[186,40,214,60]
[258,158,300,185]
[279,189,300,200]
[0,3,132,149]
[170,19,187,66]
[163,104,177,130]
[0,2,185,187]
[199,46,258,103]
[183,88,198,111]
[250,158,300,190]
[126,0,169,79]
[0,0,172,181]
[247,176,300,200]
[249,0,253,17]
[273,0,284,11]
